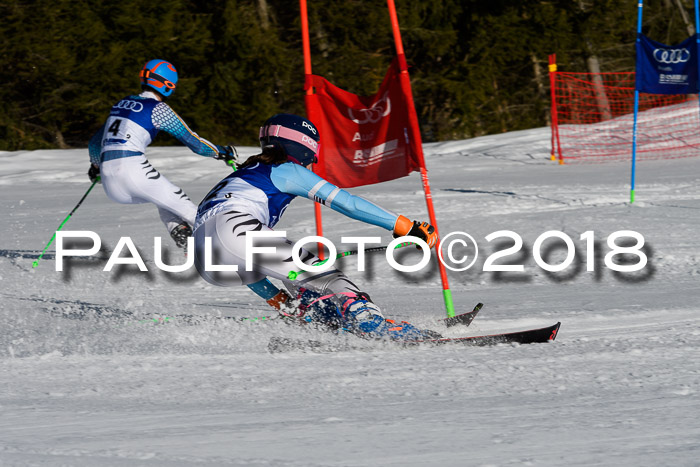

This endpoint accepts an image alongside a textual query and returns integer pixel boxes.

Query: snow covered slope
[1,127,699,466]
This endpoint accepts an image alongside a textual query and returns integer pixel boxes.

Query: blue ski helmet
[139,59,178,97]
[259,114,320,166]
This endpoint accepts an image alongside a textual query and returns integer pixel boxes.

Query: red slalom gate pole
[300,0,325,260]
[387,0,455,318]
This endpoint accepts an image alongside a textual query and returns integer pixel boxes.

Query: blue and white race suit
[88,90,221,232]
[193,161,400,295]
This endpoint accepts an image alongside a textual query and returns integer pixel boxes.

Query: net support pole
[548,54,564,164]
[300,0,325,260]
[548,54,557,162]
[387,0,455,318]
[630,0,644,204]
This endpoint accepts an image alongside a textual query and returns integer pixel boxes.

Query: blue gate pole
[695,0,700,124]
[630,90,639,203]
[631,89,640,204]
[631,0,644,204]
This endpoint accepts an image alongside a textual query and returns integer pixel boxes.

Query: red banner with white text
[305,59,421,188]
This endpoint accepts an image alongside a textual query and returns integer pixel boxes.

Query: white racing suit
[88,90,221,232]
[193,161,399,298]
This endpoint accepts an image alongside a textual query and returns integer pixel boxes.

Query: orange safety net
[551,71,700,163]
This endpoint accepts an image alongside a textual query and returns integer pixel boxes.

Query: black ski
[409,321,561,347]
[267,322,561,353]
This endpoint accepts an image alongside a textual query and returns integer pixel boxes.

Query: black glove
[215,145,239,169]
[88,164,101,183]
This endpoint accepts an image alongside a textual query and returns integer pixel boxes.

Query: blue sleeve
[151,102,220,157]
[88,125,104,165]
[270,163,399,231]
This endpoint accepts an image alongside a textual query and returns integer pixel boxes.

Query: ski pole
[287,241,415,280]
[32,179,99,268]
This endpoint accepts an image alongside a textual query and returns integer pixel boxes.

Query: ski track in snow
[1,127,700,466]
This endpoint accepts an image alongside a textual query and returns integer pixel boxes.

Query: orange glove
[393,215,438,248]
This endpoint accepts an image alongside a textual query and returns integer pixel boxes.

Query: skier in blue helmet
[86,59,237,249]
[193,113,441,340]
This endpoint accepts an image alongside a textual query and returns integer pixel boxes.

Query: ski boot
[170,222,192,250]
[293,288,345,329]
[262,288,344,328]
[341,295,442,340]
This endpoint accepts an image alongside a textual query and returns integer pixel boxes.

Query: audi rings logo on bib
[114,100,144,112]
[653,48,691,64]
[347,92,391,124]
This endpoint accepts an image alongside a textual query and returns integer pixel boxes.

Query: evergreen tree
[0,0,694,150]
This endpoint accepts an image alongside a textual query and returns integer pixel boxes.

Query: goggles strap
[140,69,176,90]
[259,124,318,153]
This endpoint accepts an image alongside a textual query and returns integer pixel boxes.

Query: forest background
[1,0,696,151]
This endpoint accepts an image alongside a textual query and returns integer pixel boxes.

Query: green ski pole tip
[32,261,38,268]
[288,271,298,280]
